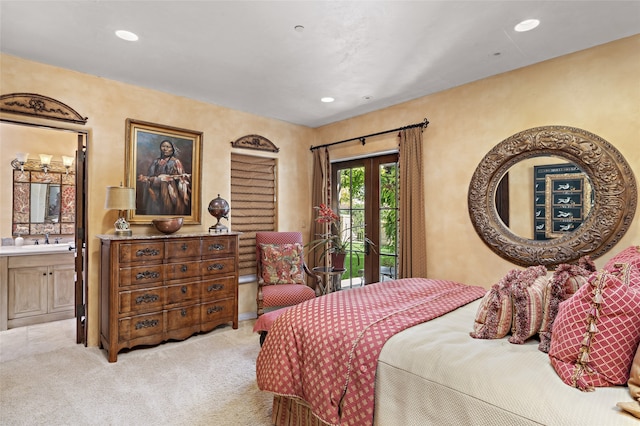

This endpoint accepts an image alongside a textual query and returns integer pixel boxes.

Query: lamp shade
[16,152,29,163]
[105,186,136,210]
[39,153,53,165]
[62,155,74,167]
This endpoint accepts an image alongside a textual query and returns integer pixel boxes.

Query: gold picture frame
[125,119,202,225]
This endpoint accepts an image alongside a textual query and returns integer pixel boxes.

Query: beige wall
[1,34,638,346]
[1,123,79,239]
[315,35,640,288]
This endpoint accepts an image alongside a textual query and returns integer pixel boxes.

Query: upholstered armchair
[256,231,317,316]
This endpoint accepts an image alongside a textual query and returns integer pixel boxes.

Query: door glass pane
[336,165,366,289]
[379,162,398,281]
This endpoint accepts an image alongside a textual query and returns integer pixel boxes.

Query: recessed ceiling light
[514,19,540,32]
[115,30,139,41]
[321,97,335,103]
[294,25,305,33]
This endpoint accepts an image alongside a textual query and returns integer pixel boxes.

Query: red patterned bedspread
[256,277,485,425]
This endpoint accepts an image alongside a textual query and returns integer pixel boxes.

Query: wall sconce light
[104,184,136,236]
[15,152,29,173]
[62,155,74,174]
[39,154,53,173]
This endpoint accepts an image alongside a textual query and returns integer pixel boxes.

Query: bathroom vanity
[0,244,76,330]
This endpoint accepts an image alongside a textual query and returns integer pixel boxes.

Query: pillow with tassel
[549,263,640,391]
[470,269,519,339]
[538,256,596,353]
[508,265,548,344]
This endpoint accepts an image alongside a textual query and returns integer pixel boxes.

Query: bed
[255,275,639,426]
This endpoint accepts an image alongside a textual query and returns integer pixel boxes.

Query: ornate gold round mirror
[468,125,637,267]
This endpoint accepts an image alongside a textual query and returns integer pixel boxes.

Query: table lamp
[105,184,136,236]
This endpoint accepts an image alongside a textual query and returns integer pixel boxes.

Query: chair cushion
[260,243,305,284]
[262,284,316,308]
[253,306,293,333]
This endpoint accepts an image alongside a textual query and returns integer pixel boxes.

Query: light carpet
[0,320,273,425]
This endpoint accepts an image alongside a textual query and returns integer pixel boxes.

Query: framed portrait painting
[125,119,202,225]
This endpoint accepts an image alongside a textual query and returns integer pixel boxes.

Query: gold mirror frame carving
[468,125,637,267]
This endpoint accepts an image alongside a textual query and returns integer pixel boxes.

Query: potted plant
[305,203,374,270]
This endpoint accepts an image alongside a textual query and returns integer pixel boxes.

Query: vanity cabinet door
[8,266,48,319]
[48,263,75,313]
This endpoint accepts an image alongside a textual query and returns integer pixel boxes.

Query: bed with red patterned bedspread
[255,277,485,426]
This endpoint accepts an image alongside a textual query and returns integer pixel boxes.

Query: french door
[332,153,399,287]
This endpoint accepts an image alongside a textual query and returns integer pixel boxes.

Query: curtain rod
[309,117,429,151]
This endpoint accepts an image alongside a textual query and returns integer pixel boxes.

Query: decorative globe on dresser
[208,194,230,233]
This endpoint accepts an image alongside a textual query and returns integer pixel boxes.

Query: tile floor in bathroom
[0,318,76,363]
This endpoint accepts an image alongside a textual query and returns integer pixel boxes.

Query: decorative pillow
[617,343,640,419]
[470,269,519,339]
[604,245,640,286]
[630,343,640,401]
[260,243,305,285]
[508,265,548,344]
[549,263,640,391]
[538,257,595,353]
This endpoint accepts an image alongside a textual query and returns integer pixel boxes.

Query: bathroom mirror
[468,125,637,267]
[12,159,75,236]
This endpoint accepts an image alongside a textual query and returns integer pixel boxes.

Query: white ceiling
[1,1,639,128]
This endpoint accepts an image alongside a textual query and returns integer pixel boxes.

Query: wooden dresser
[98,233,239,362]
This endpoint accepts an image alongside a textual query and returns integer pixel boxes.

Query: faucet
[44,233,50,244]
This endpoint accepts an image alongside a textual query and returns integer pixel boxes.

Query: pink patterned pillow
[509,265,548,344]
[260,243,305,285]
[470,269,519,339]
[604,245,640,286]
[549,263,640,391]
[538,258,595,353]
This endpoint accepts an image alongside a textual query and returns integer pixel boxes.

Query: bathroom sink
[21,242,74,250]
[0,243,75,256]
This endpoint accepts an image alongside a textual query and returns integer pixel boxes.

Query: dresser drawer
[119,312,164,341]
[202,236,236,258]
[118,264,164,287]
[166,282,200,305]
[201,298,234,325]
[201,257,236,278]
[119,286,165,314]
[166,305,200,331]
[165,260,201,281]
[118,242,164,264]
[201,276,235,301]
[166,239,202,259]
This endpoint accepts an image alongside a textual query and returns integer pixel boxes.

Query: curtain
[308,148,330,269]
[398,127,428,278]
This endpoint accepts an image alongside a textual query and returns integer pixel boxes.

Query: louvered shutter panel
[231,154,277,276]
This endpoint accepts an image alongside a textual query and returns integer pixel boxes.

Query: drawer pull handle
[135,294,159,304]
[207,306,223,314]
[208,263,224,271]
[181,309,187,317]
[136,271,160,280]
[136,248,160,257]
[135,319,159,329]
[209,243,224,251]
[181,286,188,294]
[208,284,224,292]
[181,244,188,251]
[181,265,188,272]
